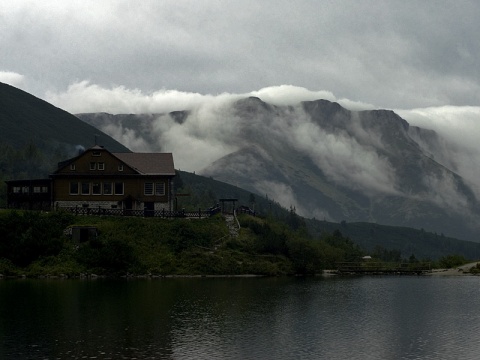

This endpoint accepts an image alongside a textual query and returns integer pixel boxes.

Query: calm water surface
[1,276,480,359]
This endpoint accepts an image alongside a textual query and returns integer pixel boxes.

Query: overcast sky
[1,0,479,112]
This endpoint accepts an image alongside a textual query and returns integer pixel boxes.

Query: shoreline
[427,261,479,276]
[2,263,479,279]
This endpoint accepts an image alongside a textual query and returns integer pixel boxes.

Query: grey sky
[1,0,480,111]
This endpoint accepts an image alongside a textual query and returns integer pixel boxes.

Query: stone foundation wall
[154,202,169,211]
[55,200,120,209]
[56,200,170,211]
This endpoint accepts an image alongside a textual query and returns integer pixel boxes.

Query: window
[33,186,41,193]
[81,182,90,195]
[144,182,154,195]
[118,164,124,171]
[22,186,29,194]
[98,162,105,170]
[92,182,101,195]
[90,162,96,170]
[114,182,124,195]
[70,164,76,170]
[70,182,79,195]
[155,182,165,196]
[92,151,101,156]
[13,186,21,193]
[103,182,112,195]
[41,186,48,193]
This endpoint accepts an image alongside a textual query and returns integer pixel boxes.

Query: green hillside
[177,170,480,261]
[0,82,130,203]
[0,210,362,277]
[306,220,480,261]
[0,82,129,152]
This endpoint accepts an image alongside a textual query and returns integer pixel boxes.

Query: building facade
[5,178,52,210]
[51,146,175,211]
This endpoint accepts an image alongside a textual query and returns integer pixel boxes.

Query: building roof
[113,152,175,176]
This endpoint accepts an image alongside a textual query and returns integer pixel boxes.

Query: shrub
[75,238,138,274]
[0,211,73,267]
[438,254,468,269]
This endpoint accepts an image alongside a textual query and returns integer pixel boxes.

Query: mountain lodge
[6,146,176,213]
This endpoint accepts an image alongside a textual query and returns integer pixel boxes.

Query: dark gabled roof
[113,152,175,176]
[51,146,175,176]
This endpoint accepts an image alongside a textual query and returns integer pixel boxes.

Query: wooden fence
[62,206,221,219]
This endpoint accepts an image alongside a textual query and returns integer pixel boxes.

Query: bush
[438,254,468,269]
[75,238,138,274]
[0,211,73,267]
[286,238,323,274]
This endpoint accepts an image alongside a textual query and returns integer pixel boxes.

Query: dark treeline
[0,140,74,206]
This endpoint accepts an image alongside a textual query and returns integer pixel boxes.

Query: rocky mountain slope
[77,98,480,242]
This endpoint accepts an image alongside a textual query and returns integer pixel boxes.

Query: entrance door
[123,196,134,216]
[144,202,154,217]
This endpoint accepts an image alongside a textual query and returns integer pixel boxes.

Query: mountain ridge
[77,97,480,242]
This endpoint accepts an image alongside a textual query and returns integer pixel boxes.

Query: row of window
[70,163,124,171]
[70,181,124,195]
[12,186,49,194]
[69,182,165,196]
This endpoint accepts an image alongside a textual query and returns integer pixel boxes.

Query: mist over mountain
[77,97,480,242]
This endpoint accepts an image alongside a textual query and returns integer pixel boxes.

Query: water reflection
[1,276,480,359]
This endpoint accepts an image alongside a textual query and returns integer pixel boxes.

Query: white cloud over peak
[45,81,376,115]
[55,81,480,196]
[0,71,25,88]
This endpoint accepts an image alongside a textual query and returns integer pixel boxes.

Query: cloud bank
[45,81,376,115]
[398,106,480,197]
[59,82,480,200]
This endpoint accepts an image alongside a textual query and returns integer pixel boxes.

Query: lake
[1,276,479,359]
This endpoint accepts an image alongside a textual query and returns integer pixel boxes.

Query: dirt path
[428,262,479,276]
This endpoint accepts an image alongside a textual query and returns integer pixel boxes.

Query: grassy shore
[0,210,345,277]
[1,209,473,278]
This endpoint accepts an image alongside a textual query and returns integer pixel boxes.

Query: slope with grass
[0,209,365,277]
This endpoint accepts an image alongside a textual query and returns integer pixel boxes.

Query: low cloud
[0,71,25,87]
[422,171,469,213]
[102,123,151,152]
[253,180,302,213]
[288,110,399,196]
[47,82,385,174]
[398,106,480,199]
[45,81,480,210]
[46,82,375,115]
[46,81,224,114]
